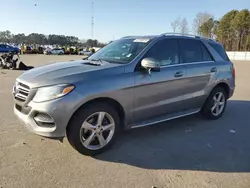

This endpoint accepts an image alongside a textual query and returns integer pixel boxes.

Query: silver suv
[13,33,235,156]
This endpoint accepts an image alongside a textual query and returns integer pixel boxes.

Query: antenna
[91,2,94,39]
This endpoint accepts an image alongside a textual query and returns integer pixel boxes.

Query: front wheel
[67,103,120,156]
[201,87,227,120]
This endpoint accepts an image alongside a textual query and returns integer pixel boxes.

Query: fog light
[34,113,55,128]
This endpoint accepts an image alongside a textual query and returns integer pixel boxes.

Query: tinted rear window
[179,39,202,63]
[208,42,229,61]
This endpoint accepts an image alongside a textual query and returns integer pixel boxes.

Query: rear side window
[208,42,229,61]
[201,44,213,61]
[179,39,202,63]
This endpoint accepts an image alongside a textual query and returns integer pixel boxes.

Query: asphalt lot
[0,55,250,188]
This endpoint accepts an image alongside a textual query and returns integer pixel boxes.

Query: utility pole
[91,2,94,39]
[33,3,37,34]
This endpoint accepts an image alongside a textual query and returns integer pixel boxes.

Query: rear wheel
[67,103,120,156]
[201,87,227,120]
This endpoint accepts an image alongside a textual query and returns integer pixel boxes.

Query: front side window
[144,39,179,66]
[88,38,152,64]
[179,39,202,63]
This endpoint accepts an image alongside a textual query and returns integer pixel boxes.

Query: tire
[67,103,121,156]
[201,87,227,120]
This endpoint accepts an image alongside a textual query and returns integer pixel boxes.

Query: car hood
[17,60,125,88]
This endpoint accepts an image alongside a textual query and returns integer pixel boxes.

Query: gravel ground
[0,55,250,188]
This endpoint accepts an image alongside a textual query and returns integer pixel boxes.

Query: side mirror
[141,58,160,74]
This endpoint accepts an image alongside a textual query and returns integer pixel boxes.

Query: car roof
[120,33,219,44]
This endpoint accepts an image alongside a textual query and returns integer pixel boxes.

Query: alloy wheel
[211,92,225,116]
[79,112,115,150]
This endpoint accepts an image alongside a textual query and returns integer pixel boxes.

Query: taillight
[232,66,236,78]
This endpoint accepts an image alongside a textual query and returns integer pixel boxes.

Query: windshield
[88,38,152,64]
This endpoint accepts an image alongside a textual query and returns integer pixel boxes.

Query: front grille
[14,82,30,102]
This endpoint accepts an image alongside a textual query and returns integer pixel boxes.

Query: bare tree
[179,18,189,34]
[171,17,181,33]
[193,12,214,35]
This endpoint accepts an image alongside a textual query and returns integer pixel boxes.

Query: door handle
[174,71,183,77]
[211,67,217,72]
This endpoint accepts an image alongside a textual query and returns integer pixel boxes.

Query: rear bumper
[228,76,235,99]
[228,87,235,98]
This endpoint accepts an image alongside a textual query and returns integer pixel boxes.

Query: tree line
[0,31,107,47]
[171,9,250,51]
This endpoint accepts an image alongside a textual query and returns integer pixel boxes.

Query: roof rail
[121,36,140,39]
[160,32,216,42]
[121,36,132,38]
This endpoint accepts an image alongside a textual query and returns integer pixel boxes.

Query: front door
[133,38,187,123]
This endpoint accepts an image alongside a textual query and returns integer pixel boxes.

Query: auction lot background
[0,55,250,188]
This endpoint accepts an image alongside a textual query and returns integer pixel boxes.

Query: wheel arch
[67,97,126,130]
[214,82,230,98]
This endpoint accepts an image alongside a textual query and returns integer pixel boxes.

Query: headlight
[33,84,75,102]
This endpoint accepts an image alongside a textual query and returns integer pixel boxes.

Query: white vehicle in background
[78,50,92,56]
[44,48,64,55]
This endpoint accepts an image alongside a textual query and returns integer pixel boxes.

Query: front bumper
[14,96,77,138]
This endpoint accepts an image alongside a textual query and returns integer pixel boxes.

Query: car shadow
[94,100,250,172]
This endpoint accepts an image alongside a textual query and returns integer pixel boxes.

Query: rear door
[179,38,218,111]
[133,38,187,123]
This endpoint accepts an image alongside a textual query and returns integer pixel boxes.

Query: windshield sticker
[133,39,150,43]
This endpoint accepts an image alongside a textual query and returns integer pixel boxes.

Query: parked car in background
[13,33,235,156]
[43,48,51,55]
[78,50,92,56]
[44,48,64,55]
[0,44,20,54]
